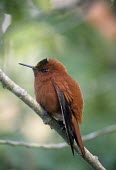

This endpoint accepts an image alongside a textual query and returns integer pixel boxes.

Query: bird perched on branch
[19,58,85,157]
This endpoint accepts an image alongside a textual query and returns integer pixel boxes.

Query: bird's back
[34,69,83,124]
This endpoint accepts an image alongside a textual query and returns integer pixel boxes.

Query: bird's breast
[34,78,61,114]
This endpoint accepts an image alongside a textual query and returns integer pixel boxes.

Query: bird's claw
[58,120,65,131]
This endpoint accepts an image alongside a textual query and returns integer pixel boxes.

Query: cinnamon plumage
[19,58,85,157]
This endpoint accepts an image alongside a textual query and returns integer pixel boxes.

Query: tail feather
[72,115,85,157]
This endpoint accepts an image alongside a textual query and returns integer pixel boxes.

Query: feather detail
[53,82,85,157]
[72,115,85,157]
[54,83,74,155]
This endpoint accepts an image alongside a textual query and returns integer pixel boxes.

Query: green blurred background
[0,0,116,170]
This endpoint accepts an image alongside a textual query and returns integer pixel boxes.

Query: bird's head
[19,58,66,77]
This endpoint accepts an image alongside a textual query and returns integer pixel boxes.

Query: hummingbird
[19,58,85,157]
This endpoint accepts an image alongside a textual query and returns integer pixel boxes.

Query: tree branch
[0,124,115,149]
[83,124,116,141]
[0,68,106,170]
[0,140,67,149]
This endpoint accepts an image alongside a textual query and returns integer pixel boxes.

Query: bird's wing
[53,80,85,157]
[53,82,74,155]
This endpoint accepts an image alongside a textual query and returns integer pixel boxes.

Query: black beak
[19,63,34,69]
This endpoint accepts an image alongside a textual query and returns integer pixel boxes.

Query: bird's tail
[72,115,85,158]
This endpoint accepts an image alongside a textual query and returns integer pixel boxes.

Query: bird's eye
[41,69,49,73]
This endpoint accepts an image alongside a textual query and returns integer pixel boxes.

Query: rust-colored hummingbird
[19,58,85,157]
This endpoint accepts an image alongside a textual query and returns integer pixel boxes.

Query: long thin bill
[19,63,34,69]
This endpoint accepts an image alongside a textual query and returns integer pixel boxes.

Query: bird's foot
[58,120,65,131]
[42,111,50,125]
[44,111,48,115]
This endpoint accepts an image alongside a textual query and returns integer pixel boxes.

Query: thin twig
[0,68,106,170]
[83,124,116,141]
[0,140,67,149]
[0,124,115,149]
